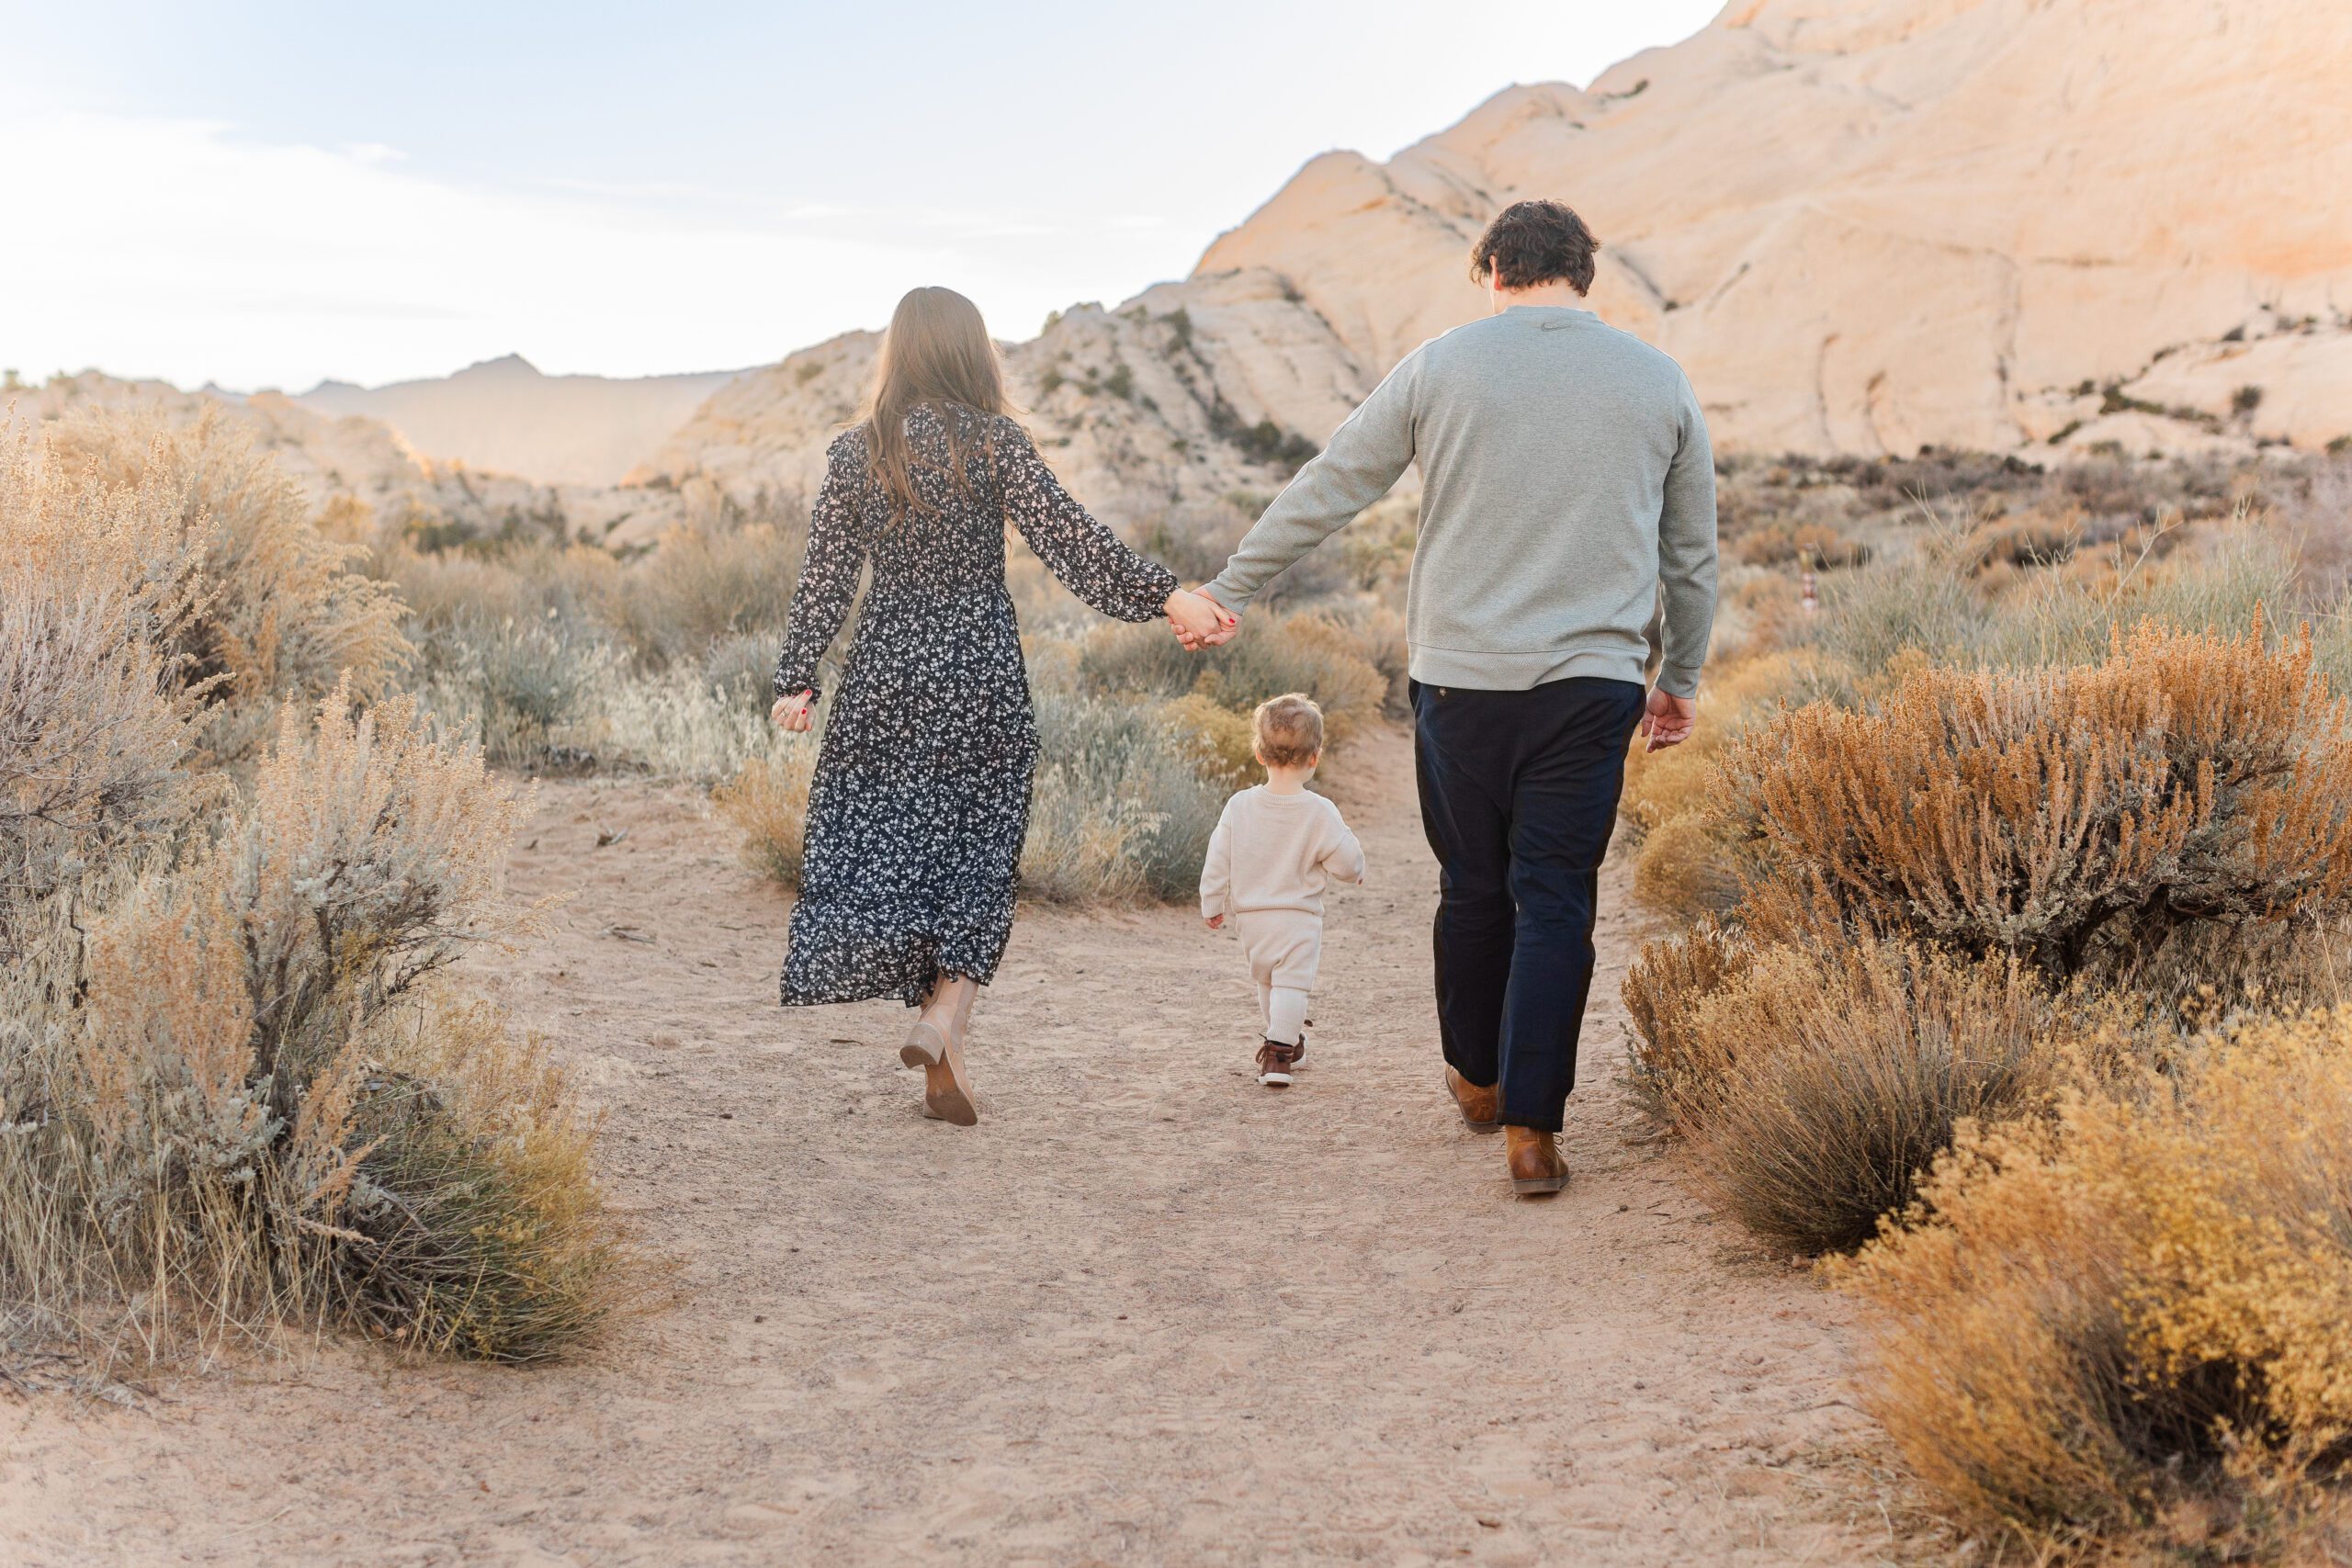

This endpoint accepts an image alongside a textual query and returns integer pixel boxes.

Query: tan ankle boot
[1444,1066,1500,1133]
[1504,1126,1567,1195]
[902,976,979,1125]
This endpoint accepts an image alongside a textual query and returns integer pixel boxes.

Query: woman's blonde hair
[860,286,1016,522]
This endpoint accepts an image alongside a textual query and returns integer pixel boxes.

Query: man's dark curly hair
[1468,199,1600,295]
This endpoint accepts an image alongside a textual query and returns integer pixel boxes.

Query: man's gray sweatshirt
[1204,305,1718,698]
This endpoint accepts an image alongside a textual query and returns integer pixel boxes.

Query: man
[1191,198,1716,1196]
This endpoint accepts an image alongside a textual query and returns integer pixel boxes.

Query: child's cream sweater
[1199,786,1365,919]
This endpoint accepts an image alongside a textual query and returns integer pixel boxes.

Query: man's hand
[1165,587,1238,650]
[770,690,815,733]
[1204,913,1225,930]
[1641,688,1698,753]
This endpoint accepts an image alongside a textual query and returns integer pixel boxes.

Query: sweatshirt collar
[1504,304,1599,329]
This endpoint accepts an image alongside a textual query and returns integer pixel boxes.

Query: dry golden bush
[1618,651,1800,840]
[1723,620,2352,992]
[2,678,633,1367]
[1159,693,1259,791]
[1629,812,1745,920]
[713,750,819,890]
[224,682,530,1082]
[1078,609,1389,750]
[1687,942,2062,1257]
[0,434,216,915]
[1621,918,1752,1131]
[1736,517,1869,570]
[46,402,410,763]
[1838,1009,2352,1555]
[608,521,802,665]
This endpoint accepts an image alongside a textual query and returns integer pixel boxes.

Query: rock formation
[627,269,1370,529]
[1197,0,2352,460]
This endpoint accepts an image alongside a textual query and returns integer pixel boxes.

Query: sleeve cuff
[1657,665,1703,700]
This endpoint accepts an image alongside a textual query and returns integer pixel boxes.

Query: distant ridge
[296,355,756,485]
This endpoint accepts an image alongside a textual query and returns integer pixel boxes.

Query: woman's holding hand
[1165,586,1237,649]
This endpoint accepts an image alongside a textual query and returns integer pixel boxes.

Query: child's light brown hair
[1252,693,1324,768]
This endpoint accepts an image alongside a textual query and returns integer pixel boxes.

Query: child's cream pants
[1235,908,1322,1045]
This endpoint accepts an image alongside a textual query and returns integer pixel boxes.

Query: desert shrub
[1159,694,1259,791]
[1721,620,2352,998]
[713,750,819,889]
[1625,619,2352,1268]
[379,539,627,639]
[1839,1009,2352,1554]
[592,662,778,782]
[0,435,215,915]
[1975,523,2303,671]
[1805,524,1993,679]
[1334,494,1419,598]
[1,684,633,1365]
[46,403,410,763]
[1134,499,1250,583]
[1621,918,1752,1131]
[1619,653,1803,921]
[330,1000,630,1362]
[1079,611,1386,747]
[1687,942,2062,1257]
[699,628,787,708]
[1629,812,1745,919]
[606,522,803,666]
[423,612,617,768]
[1736,518,1869,570]
[1023,690,1225,902]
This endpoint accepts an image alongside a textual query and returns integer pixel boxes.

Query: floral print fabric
[772,402,1177,1006]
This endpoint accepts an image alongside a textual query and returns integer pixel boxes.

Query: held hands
[1641,687,1698,753]
[1165,587,1238,650]
[770,690,815,733]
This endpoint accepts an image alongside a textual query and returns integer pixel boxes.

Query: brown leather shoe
[1444,1066,1500,1133]
[1505,1126,1568,1195]
[1256,1038,1302,1087]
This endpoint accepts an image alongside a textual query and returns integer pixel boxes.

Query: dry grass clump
[1022,690,1226,903]
[46,403,410,764]
[1684,942,2062,1257]
[2,688,633,1366]
[1623,620,2352,1275]
[1621,918,1751,1129]
[1159,694,1259,791]
[0,434,215,912]
[3,408,636,1370]
[1079,608,1390,749]
[1724,619,2352,997]
[1617,652,1802,920]
[596,520,802,667]
[1839,1010,2352,1558]
[712,750,819,890]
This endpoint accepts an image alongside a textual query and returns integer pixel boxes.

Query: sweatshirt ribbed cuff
[1657,664,1703,700]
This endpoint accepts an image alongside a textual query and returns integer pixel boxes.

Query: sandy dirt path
[5,726,1916,1566]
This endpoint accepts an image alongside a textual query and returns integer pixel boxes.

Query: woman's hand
[770,690,815,733]
[1165,587,1238,650]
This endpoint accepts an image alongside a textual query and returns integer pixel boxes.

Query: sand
[2,725,1917,1565]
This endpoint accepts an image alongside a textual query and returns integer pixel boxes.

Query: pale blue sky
[0,1,1720,389]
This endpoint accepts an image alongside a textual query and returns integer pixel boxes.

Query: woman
[769,286,1231,1125]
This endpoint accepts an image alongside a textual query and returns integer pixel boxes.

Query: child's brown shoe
[1255,1039,1302,1088]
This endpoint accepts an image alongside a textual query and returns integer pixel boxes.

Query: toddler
[1199,694,1366,1087]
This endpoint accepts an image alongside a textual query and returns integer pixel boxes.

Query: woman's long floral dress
[771,402,1177,1006]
